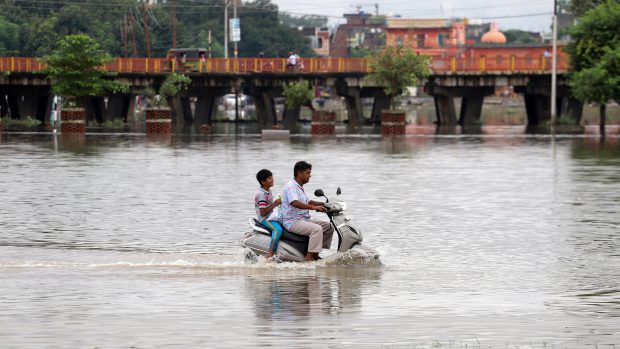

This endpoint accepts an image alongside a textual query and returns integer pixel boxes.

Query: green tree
[571,0,605,17]
[279,13,328,28]
[282,80,314,110]
[45,34,127,106]
[366,45,431,109]
[238,0,314,57]
[0,16,19,55]
[566,0,620,130]
[349,47,373,58]
[503,29,539,44]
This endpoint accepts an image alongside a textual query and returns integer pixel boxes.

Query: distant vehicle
[164,48,208,72]
[222,94,246,110]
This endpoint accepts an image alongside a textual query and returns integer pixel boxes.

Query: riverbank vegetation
[0,0,317,58]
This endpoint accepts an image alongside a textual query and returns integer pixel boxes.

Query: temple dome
[481,22,506,44]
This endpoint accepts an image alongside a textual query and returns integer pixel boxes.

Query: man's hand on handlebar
[313,205,326,212]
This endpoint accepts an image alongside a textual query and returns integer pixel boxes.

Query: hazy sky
[271,0,556,32]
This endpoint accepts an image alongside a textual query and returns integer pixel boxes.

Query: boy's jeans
[261,219,283,252]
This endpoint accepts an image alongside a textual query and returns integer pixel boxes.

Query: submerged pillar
[335,80,364,128]
[433,95,457,125]
[105,94,131,123]
[522,93,550,126]
[282,105,300,131]
[459,96,484,125]
[560,97,584,125]
[195,95,217,126]
[0,95,9,118]
[247,87,278,128]
[7,95,20,119]
[87,96,106,124]
[342,94,363,129]
[370,89,391,125]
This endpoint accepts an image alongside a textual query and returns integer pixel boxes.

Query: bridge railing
[0,55,568,74]
[431,55,569,73]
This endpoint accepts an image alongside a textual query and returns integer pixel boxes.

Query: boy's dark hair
[293,161,312,177]
[256,169,273,184]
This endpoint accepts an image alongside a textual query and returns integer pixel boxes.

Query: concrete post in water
[145,107,172,134]
[60,108,86,133]
[381,110,406,136]
[311,110,336,135]
[433,95,457,125]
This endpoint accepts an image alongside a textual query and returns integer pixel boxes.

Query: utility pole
[551,0,558,132]
[143,2,151,58]
[172,0,177,48]
[122,16,128,58]
[130,12,138,57]
[224,0,228,59]
[233,0,238,58]
[208,30,212,58]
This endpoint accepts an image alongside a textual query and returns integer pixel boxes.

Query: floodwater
[0,129,619,348]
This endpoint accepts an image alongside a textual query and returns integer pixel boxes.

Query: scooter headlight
[338,201,347,211]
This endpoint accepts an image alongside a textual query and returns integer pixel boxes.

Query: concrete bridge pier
[194,88,227,128]
[167,95,195,131]
[180,97,194,131]
[368,89,391,125]
[459,88,494,125]
[86,97,105,124]
[560,96,583,124]
[105,94,133,123]
[335,80,364,129]
[85,94,135,125]
[521,93,550,126]
[7,95,20,119]
[515,77,583,127]
[428,85,494,126]
[282,105,300,131]
[246,86,280,128]
[520,93,583,127]
[336,85,363,129]
[4,87,51,123]
[0,95,9,118]
[433,95,458,125]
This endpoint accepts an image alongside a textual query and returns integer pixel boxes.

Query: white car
[223,94,246,109]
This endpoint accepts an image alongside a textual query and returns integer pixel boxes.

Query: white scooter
[240,188,379,262]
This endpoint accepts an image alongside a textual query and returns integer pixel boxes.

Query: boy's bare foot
[305,252,318,262]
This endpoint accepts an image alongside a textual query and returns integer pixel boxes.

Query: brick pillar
[145,108,172,134]
[61,108,86,133]
[311,111,336,135]
[381,110,406,136]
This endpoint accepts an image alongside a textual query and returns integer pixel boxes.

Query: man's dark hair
[256,169,272,184]
[294,161,312,177]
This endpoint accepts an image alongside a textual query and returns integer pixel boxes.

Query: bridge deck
[0,55,568,75]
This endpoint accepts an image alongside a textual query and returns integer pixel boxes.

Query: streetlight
[223,0,239,59]
[551,0,558,132]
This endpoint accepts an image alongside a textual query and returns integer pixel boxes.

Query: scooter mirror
[336,187,341,196]
[314,189,325,197]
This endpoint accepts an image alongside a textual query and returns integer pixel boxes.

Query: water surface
[1,131,619,348]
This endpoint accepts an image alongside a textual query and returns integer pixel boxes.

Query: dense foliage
[45,34,127,103]
[570,0,606,17]
[503,30,540,44]
[566,0,620,105]
[366,45,431,109]
[282,80,314,110]
[0,0,318,58]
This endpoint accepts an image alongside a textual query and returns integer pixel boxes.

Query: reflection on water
[249,269,377,322]
[0,133,619,348]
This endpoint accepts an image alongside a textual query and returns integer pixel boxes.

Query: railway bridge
[0,56,580,130]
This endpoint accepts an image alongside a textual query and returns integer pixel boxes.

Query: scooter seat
[252,219,309,244]
[281,228,309,244]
